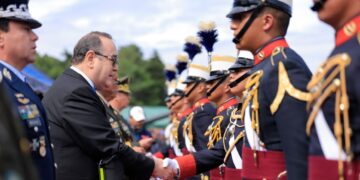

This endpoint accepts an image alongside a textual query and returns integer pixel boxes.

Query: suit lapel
[63,68,103,106]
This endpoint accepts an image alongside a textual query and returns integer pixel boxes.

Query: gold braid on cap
[204,115,224,149]
[240,70,264,165]
[306,53,352,180]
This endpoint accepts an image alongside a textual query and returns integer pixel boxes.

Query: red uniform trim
[242,146,286,179]
[192,98,211,111]
[153,152,164,159]
[335,15,360,47]
[178,108,193,120]
[181,148,189,155]
[308,156,360,180]
[210,167,242,180]
[254,39,289,65]
[216,98,238,115]
[210,168,224,180]
[175,154,197,179]
[224,167,242,179]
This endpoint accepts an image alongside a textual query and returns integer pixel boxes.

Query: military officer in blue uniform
[307,1,360,179]
[227,0,312,179]
[0,79,38,180]
[204,55,238,179]
[182,54,216,153]
[181,54,216,180]
[0,1,55,180]
[162,56,254,180]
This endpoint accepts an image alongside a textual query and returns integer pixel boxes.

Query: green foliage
[118,45,166,106]
[34,50,71,79]
[34,45,166,106]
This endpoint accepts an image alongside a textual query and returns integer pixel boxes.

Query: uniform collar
[192,98,210,111]
[178,107,193,120]
[70,66,96,90]
[254,37,289,65]
[335,15,360,47]
[0,60,26,82]
[216,97,238,115]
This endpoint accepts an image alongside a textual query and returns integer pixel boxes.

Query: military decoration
[39,136,46,157]
[2,68,12,81]
[15,93,30,104]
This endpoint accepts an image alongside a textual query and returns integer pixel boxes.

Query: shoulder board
[270,61,311,114]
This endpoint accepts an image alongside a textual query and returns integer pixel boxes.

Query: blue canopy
[23,64,53,93]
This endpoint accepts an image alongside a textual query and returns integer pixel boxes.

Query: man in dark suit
[0,0,55,179]
[42,31,173,180]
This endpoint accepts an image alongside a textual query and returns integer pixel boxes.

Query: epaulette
[270,61,311,114]
[204,115,224,149]
[306,53,351,179]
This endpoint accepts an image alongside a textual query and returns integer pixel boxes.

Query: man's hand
[139,137,154,150]
[132,146,145,154]
[153,158,176,180]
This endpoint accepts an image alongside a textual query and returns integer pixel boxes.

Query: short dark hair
[72,31,113,65]
[0,18,10,32]
[260,7,290,36]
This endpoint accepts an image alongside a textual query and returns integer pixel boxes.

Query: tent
[23,64,53,93]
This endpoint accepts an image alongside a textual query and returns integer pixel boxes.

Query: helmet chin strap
[206,76,227,97]
[229,71,251,88]
[169,95,184,109]
[232,5,265,44]
[311,0,327,12]
[185,82,199,97]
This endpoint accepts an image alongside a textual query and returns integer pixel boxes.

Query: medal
[39,146,46,157]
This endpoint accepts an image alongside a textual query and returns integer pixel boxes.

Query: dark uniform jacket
[307,15,360,179]
[175,103,245,179]
[205,97,238,149]
[183,98,216,152]
[0,81,38,180]
[241,37,311,180]
[42,68,154,180]
[0,62,55,180]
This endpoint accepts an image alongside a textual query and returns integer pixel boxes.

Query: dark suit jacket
[43,68,154,180]
[0,63,55,180]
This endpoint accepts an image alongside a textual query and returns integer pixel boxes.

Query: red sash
[242,146,286,179]
[309,156,360,180]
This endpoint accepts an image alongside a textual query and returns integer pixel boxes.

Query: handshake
[152,157,180,180]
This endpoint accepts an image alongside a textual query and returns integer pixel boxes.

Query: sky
[29,0,335,72]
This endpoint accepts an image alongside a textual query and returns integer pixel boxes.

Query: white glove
[163,158,180,179]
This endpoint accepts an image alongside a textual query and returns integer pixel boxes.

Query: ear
[84,50,96,69]
[0,31,6,48]
[197,83,205,93]
[262,13,274,31]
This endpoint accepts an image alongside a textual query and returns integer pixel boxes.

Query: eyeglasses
[94,51,118,66]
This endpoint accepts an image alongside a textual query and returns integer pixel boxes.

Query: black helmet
[229,57,254,71]
[226,0,292,18]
